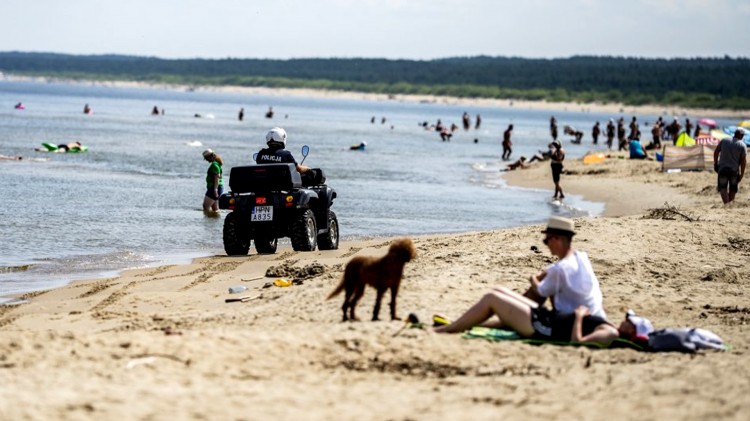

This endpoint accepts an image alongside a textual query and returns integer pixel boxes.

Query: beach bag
[647,328,726,353]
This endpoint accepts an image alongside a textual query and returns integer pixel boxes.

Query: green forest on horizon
[1,52,749,110]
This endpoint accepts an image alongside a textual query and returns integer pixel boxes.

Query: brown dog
[327,238,416,321]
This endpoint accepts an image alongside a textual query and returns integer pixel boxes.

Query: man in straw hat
[435,217,618,344]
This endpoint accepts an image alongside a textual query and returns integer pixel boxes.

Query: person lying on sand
[499,156,527,171]
[435,217,616,344]
[434,304,656,347]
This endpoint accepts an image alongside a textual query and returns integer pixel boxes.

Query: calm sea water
[1,79,735,301]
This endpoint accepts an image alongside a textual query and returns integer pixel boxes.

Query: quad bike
[218,146,339,255]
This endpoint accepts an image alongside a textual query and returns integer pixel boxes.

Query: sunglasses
[543,235,556,245]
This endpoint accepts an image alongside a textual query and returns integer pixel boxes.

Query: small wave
[186,141,203,147]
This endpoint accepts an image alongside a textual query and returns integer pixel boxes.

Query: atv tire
[223,212,250,255]
[254,235,278,254]
[317,211,339,250]
[291,209,317,251]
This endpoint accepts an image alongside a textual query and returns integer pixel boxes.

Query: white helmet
[266,127,287,148]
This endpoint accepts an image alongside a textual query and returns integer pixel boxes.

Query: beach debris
[126,353,190,369]
[721,237,750,255]
[0,264,31,273]
[228,285,248,294]
[161,326,183,335]
[265,262,326,280]
[273,278,293,287]
[241,276,266,282]
[642,202,698,222]
[225,294,262,303]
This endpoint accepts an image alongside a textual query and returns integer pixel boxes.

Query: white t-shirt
[537,250,606,318]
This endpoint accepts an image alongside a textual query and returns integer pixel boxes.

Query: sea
[0,79,737,302]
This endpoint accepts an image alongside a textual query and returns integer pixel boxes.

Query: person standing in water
[605,119,615,150]
[592,122,601,145]
[550,116,558,141]
[550,141,565,199]
[202,149,224,215]
[502,124,514,161]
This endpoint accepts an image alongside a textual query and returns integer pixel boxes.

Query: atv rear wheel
[291,209,317,251]
[223,212,250,255]
[317,211,339,250]
[254,235,278,254]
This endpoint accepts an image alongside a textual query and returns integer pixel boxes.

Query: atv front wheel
[254,235,278,254]
[291,209,317,251]
[223,212,250,255]
[317,211,339,250]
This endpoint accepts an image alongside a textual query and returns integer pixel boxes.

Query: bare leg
[202,196,214,213]
[434,290,536,336]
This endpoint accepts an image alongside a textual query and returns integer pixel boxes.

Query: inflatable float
[349,141,367,151]
[39,143,89,153]
[14,103,25,110]
[582,153,606,164]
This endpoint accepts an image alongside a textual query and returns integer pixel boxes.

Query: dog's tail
[327,278,345,300]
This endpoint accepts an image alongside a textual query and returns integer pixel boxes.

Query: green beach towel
[462,327,645,351]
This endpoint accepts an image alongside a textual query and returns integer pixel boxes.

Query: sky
[1,0,749,60]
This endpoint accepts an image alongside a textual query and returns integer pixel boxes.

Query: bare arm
[571,306,619,346]
[740,154,746,181]
[296,164,310,173]
[212,174,220,198]
[713,143,721,165]
[528,271,547,295]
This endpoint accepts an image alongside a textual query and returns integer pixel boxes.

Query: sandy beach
[1,151,749,420]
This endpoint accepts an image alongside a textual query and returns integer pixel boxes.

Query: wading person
[550,141,565,199]
[202,149,224,215]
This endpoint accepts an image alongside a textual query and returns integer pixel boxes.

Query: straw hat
[541,216,576,236]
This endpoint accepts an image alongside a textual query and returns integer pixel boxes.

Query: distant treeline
[2,52,749,109]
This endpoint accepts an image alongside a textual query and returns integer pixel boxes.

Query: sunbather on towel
[435,216,620,345]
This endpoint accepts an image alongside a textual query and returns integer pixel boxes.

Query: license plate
[251,206,273,222]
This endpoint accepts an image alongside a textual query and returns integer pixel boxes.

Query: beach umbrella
[698,118,717,128]
[739,120,750,129]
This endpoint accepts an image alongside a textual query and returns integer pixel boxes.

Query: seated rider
[256,127,313,175]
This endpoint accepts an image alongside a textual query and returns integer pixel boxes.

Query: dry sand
[1,153,749,420]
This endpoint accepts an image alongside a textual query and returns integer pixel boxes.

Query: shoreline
[500,152,712,217]
[4,73,749,119]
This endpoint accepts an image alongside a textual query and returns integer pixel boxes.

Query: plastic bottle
[228,285,248,294]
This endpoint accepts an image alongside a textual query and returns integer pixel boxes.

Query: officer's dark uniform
[256,147,298,165]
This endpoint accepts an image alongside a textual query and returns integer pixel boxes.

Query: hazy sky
[2,0,748,60]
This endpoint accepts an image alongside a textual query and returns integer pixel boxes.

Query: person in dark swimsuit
[550,141,565,199]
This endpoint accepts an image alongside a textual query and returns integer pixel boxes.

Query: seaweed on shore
[0,264,32,273]
[265,261,327,280]
[642,202,699,222]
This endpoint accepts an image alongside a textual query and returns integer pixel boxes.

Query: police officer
[256,127,312,174]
